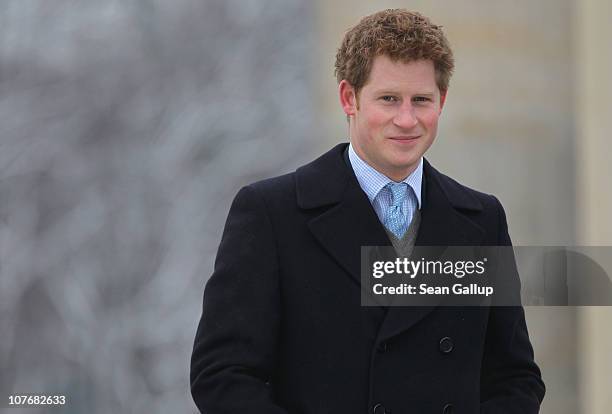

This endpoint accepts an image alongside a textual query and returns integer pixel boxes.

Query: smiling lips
[389,136,420,142]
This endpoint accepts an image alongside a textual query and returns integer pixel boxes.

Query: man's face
[339,55,446,181]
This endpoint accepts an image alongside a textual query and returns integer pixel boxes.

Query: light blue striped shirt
[348,143,422,226]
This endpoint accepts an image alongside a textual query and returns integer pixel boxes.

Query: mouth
[388,135,421,142]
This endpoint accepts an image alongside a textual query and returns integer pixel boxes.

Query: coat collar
[297,143,487,342]
[298,144,391,287]
[295,143,349,209]
[296,143,484,212]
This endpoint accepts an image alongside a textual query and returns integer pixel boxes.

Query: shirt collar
[348,142,423,209]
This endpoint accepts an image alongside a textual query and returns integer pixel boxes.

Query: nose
[393,102,418,129]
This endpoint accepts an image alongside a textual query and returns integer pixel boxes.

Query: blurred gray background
[1,0,610,413]
[0,1,317,413]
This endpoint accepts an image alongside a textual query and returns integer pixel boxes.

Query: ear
[339,80,358,116]
[439,91,447,114]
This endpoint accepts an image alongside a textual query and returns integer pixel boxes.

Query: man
[191,9,545,414]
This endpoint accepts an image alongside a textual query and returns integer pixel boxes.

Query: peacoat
[190,143,545,414]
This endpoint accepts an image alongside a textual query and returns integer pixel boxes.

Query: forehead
[364,55,438,92]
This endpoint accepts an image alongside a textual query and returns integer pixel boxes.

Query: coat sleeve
[479,197,546,413]
[190,185,288,414]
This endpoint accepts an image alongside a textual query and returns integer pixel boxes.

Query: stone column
[574,0,612,413]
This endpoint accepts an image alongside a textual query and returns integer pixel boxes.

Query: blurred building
[314,1,611,413]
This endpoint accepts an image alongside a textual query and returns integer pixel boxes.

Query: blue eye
[381,96,398,102]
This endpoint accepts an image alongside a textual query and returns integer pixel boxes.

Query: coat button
[439,336,454,353]
[377,341,389,353]
[372,403,387,414]
[442,403,454,414]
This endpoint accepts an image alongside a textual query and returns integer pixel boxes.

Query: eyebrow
[374,90,436,97]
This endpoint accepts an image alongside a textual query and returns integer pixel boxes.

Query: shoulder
[235,172,297,215]
[424,158,502,213]
[424,159,510,244]
[247,171,296,195]
[240,143,350,210]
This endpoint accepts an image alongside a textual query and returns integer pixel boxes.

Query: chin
[389,156,420,170]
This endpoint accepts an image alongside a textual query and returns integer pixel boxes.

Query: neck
[350,142,417,182]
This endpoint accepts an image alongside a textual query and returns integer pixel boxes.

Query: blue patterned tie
[384,182,411,238]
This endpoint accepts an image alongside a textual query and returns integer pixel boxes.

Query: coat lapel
[297,145,488,344]
[377,159,487,343]
[298,144,391,287]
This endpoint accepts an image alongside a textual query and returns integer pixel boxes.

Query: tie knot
[386,182,409,207]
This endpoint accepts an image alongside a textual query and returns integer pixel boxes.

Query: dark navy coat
[191,143,545,414]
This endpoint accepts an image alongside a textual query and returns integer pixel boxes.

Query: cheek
[362,109,390,133]
[419,111,440,130]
